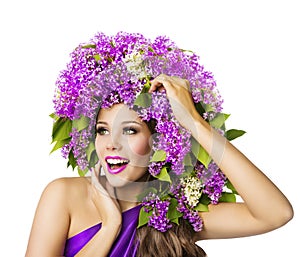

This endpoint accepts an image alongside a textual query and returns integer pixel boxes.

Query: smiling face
[95,103,153,187]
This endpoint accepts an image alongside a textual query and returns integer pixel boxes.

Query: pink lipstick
[105,156,129,174]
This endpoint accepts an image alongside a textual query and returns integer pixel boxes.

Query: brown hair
[135,218,206,257]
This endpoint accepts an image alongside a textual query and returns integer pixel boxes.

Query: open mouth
[105,156,130,174]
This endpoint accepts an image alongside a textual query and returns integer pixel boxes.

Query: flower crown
[51,31,245,232]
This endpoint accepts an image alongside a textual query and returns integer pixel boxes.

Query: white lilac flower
[180,176,204,207]
[124,51,147,79]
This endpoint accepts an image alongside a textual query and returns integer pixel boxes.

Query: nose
[105,132,122,151]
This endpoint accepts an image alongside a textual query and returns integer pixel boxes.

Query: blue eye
[123,127,137,135]
[96,127,109,135]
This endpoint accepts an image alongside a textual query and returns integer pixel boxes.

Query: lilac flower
[180,176,203,207]
[196,162,226,204]
[171,183,204,232]
[148,161,165,177]
[142,193,172,232]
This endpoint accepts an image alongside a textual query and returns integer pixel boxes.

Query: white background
[0,0,299,256]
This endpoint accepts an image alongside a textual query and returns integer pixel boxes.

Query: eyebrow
[96,120,143,126]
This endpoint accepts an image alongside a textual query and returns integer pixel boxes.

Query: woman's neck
[109,172,152,212]
[115,182,145,211]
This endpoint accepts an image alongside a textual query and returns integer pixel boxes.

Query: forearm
[75,222,121,257]
[193,117,293,225]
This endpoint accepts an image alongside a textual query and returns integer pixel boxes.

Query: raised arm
[149,74,293,240]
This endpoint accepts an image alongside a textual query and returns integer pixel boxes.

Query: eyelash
[96,127,109,135]
[123,127,137,135]
[96,127,138,135]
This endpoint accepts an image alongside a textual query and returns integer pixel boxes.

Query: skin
[25,74,293,257]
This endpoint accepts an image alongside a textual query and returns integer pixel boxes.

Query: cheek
[95,136,105,158]
[128,135,152,157]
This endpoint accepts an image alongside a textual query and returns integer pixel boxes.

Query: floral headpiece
[51,31,245,232]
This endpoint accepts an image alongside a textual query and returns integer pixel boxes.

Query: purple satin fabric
[64,205,141,257]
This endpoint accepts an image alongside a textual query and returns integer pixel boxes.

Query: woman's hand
[149,74,203,134]
[90,163,122,227]
[74,165,123,256]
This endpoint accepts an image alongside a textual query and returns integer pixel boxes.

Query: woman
[25,32,293,257]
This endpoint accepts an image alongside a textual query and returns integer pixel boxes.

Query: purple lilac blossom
[142,193,172,232]
[196,162,226,204]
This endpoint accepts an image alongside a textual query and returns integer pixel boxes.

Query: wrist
[193,118,228,165]
[190,113,211,139]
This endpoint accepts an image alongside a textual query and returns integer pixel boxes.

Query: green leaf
[49,113,59,120]
[195,102,214,114]
[167,198,182,225]
[225,129,246,141]
[199,193,211,205]
[194,102,205,116]
[141,79,151,93]
[209,113,230,128]
[183,153,193,166]
[191,138,211,168]
[180,48,194,54]
[138,208,152,228]
[148,46,155,53]
[67,151,77,170]
[93,54,101,62]
[51,117,62,135]
[219,192,236,203]
[194,203,209,212]
[106,56,113,63]
[78,168,88,177]
[86,142,96,161]
[82,44,96,49]
[170,217,179,225]
[134,93,152,108]
[52,118,72,143]
[154,167,171,183]
[197,147,211,168]
[72,115,90,131]
[89,151,99,168]
[203,104,214,113]
[226,179,238,194]
[150,150,166,162]
[110,41,115,48]
[183,165,194,175]
[50,138,70,154]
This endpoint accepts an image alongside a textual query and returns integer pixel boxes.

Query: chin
[107,173,150,189]
[106,176,132,188]
[103,164,148,186]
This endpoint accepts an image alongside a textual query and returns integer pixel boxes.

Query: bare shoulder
[48,176,104,238]
[48,176,91,191]
[46,176,90,189]
[43,176,91,208]
[26,176,91,256]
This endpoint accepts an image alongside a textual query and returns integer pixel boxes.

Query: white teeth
[106,159,129,165]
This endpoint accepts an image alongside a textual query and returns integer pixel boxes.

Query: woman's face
[95,103,152,187]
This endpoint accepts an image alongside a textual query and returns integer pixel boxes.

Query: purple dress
[64,205,141,257]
